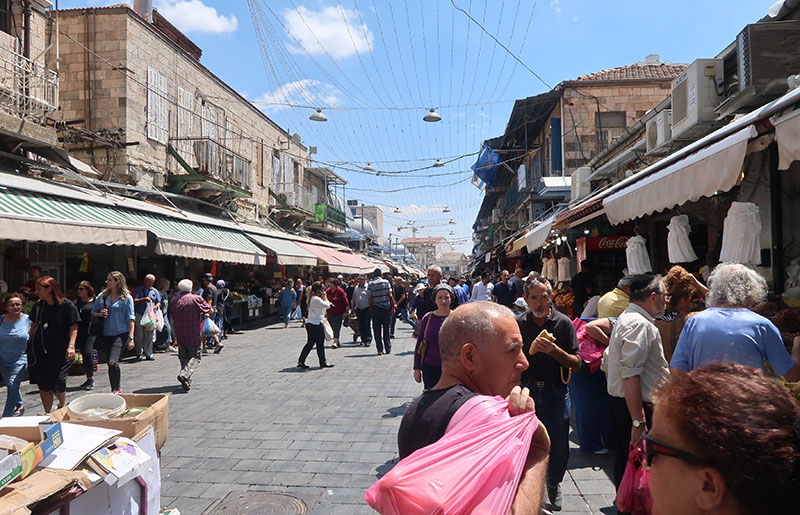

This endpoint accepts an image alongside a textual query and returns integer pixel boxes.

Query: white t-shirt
[307,296,332,325]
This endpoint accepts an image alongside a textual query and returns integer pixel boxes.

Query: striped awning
[245,232,318,266]
[294,242,366,274]
[0,188,148,247]
[123,210,267,265]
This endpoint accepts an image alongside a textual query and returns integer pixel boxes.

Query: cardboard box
[0,468,91,515]
[0,422,64,480]
[49,394,169,451]
[0,452,22,489]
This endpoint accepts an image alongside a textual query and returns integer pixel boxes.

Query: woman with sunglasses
[74,281,96,390]
[28,276,80,413]
[647,363,800,515]
[92,271,135,394]
[0,294,30,416]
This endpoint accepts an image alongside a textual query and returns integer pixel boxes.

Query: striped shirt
[368,277,392,309]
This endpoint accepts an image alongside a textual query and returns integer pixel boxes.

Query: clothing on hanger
[719,202,761,265]
[667,215,698,263]
[626,235,652,275]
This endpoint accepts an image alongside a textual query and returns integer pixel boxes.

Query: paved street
[19,316,618,514]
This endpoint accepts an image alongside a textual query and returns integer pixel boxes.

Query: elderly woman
[0,294,30,416]
[647,363,800,515]
[670,263,800,381]
[169,279,212,391]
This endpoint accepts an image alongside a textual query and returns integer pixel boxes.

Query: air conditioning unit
[671,59,723,140]
[153,173,165,188]
[570,166,592,201]
[738,21,800,92]
[645,110,672,154]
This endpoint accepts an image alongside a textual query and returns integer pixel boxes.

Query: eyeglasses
[642,432,710,468]
[77,287,86,291]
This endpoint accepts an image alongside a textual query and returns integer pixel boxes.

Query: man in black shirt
[571,260,595,316]
[416,265,442,321]
[518,277,580,511]
[397,302,551,513]
[390,276,415,336]
[492,270,516,307]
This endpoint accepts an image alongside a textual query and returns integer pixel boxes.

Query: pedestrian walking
[201,273,220,331]
[491,270,516,308]
[604,274,670,507]
[278,280,297,329]
[28,276,79,413]
[447,276,468,305]
[517,277,581,511]
[412,284,456,390]
[352,275,371,346]
[74,281,96,390]
[170,279,212,391]
[509,267,525,299]
[415,266,442,322]
[132,274,161,361]
[0,294,30,416]
[469,271,494,302]
[92,271,135,394]
[297,281,334,369]
[217,280,234,337]
[390,275,414,337]
[325,276,349,348]
[368,269,395,355]
[153,278,172,352]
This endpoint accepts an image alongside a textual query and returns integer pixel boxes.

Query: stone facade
[50,6,310,222]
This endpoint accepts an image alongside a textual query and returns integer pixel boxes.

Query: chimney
[133,0,153,21]
[645,54,660,64]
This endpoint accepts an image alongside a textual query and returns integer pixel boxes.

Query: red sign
[586,236,629,252]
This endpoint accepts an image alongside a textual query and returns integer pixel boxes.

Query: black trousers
[371,307,392,353]
[609,395,653,492]
[299,323,327,367]
[356,308,371,344]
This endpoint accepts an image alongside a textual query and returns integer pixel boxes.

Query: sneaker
[79,379,95,390]
[546,484,562,511]
[177,375,190,391]
[213,344,224,354]
[112,388,124,395]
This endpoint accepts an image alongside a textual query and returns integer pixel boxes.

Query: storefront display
[666,215,698,264]
[625,235,652,274]
[719,202,762,265]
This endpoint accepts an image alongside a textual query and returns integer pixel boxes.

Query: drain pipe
[22,0,31,60]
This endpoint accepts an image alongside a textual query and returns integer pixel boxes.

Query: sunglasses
[642,432,711,468]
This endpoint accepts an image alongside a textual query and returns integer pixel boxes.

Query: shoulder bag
[89,296,107,337]
[416,314,433,363]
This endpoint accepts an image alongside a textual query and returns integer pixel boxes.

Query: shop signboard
[586,236,629,252]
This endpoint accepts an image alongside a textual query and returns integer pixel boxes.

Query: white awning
[524,215,555,252]
[772,108,800,170]
[603,125,757,225]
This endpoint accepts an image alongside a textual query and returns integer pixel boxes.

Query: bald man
[397,302,551,513]
[132,274,161,361]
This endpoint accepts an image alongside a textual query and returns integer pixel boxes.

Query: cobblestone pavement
[18,317,618,514]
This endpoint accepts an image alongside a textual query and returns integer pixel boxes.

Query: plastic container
[67,393,127,420]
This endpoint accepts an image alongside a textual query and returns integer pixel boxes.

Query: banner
[471,144,500,190]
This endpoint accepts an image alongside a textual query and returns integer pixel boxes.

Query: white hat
[413,283,425,293]
[337,274,344,280]
[514,297,528,308]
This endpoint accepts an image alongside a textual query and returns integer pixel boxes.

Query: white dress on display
[667,215,698,263]
[719,202,761,265]
[542,257,558,282]
[626,235,652,275]
[557,257,572,282]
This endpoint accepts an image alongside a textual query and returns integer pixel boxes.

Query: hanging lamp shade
[309,109,327,122]
[433,159,444,167]
[442,206,451,213]
[364,163,375,172]
[423,109,442,122]
[393,207,401,214]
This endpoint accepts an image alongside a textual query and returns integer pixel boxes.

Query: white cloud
[255,79,342,111]
[550,0,562,13]
[154,0,238,34]
[283,5,373,59]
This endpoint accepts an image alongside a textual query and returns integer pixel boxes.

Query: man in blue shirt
[447,276,468,305]
[367,269,395,355]
[132,274,161,361]
[492,270,516,308]
[670,263,800,381]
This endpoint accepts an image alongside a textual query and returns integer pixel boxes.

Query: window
[595,111,627,128]
[293,161,301,185]
[273,150,283,189]
[0,1,10,35]
[176,86,194,162]
[201,101,217,139]
[147,67,169,144]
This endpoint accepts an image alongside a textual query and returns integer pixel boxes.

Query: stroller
[347,309,362,344]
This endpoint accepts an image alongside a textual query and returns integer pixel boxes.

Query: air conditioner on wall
[645,110,672,154]
[671,59,724,140]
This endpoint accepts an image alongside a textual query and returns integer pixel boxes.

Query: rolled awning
[603,125,757,225]
[0,188,147,247]
[772,108,800,170]
[524,215,555,252]
[123,210,267,265]
[294,242,362,274]
[246,232,318,266]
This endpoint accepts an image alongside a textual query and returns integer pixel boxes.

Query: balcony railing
[0,44,58,122]
[176,137,252,191]
[274,182,315,214]
[320,204,346,227]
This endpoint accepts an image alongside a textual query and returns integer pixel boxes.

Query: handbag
[416,314,433,363]
[322,317,334,341]
[89,296,107,337]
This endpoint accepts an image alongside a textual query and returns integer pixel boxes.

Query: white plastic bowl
[67,393,126,420]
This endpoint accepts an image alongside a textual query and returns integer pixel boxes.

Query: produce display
[553,287,575,317]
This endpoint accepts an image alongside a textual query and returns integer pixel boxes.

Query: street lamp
[433,159,444,167]
[364,163,375,172]
[442,206,451,213]
[423,108,442,122]
[309,109,327,122]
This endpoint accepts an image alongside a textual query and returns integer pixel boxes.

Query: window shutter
[158,74,169,144]
[147,67,158,141]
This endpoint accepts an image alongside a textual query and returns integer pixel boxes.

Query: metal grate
[210,492,308,514]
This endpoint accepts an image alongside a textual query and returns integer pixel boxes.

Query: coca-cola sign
[587,236,629,251]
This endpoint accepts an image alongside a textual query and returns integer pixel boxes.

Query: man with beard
[517,277,580,511]
[604,274,670,514]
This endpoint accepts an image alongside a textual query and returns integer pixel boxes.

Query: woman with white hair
[91,271,135,394]
[670,263,800,381]
[169,279,212,391]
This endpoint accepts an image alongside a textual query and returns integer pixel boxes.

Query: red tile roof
[574,62,687,82]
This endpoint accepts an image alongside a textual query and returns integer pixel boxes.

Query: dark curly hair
[654,363,800,514]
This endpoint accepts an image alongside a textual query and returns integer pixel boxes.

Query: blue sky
[58,0,773,253]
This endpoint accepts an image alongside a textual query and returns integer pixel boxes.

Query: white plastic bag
[154,307,165,332]
[140,304,157,330]
[322,318,334,341]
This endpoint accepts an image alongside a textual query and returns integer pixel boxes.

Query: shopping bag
[203,317,220,336]
[140,304,157,330]
[365,396,540,515]
[616,443,653,515]
[322,318,334,341]
[573,318,605,373]
[291,305,302,320]
[154,307,165,332]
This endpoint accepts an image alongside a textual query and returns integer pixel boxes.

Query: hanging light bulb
[393,207,401,214]
[423,108,442,122]
[583,229,590,235]
[442,206,451,213]
[364,163,375,172]
[433,159,444,167]
[449,219,456,225]
[309,109,327,122]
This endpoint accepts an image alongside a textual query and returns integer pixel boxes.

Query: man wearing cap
[448,276,468,305]
[368,268,395,355]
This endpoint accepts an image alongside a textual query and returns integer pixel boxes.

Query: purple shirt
[414,312,448,369]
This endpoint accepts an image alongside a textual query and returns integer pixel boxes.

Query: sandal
[13,405,24,417]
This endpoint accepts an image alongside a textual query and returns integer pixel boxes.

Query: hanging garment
[558,257,572,282]
[542,257,558,282]
[626,236,652,275]
[719,202,761,265]
[666,215,698,263]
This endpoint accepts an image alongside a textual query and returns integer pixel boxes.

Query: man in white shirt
[352,275,372,347]
[469,271,494,302]
[604,274,669,502]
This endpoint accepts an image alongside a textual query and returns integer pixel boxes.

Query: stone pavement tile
[198,438,254,449]
[233,459,272,472]
[260,449,299,461]
[301,461,339,474]
[307,473,342,487]
[346,474,378,489]
[286,439,325,451]
[267,460,306,472]
[561,493,592,512]
[203,447,237,459]
[228,448,267,459]
[171,496,215,513]
[335,461,373,475]
[583,493,617,512]
[574,479,618,496]
[198,483,248,500]
[234,471,278,486]
[271,471,316,486]
[199,458,241,470]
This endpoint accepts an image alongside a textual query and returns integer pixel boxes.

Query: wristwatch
[128,335,135,341]
[632,419,646,428]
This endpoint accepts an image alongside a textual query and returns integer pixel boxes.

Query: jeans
[390,306,415,335]
[569,368,613,453]
[527,382,571,486]
[0,356,26,416]
[356,308,371,344]
[99,333,126,391]
[178,346,202,386]
[281,305,292,325]
[371,307,392,353]
[299,323,327,366]
[78,335,95,378]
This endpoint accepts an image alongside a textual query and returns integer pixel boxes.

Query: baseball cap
[203,273,214,281]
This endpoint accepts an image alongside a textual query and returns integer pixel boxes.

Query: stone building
[400,236,454,270]
[50,4,313,226]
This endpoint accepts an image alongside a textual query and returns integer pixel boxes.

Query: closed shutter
[177,87,194,162]
[158,74,169,144]
[147,67,159,141]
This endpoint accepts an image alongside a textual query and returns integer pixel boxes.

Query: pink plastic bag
[616,444,653,515]
[364,395,540,515]
[573,318,605,373]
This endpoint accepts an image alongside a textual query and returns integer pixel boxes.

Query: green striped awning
[0,188,148,246]
[245,232,318,266]
[122,210,267,265]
